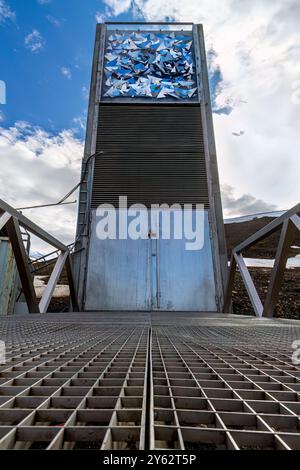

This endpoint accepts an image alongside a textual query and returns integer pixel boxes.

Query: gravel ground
[232,267,300,319]
[33,216,300,318]
[47,267,300,319]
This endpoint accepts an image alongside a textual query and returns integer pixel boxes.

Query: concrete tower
[74,22,227,312]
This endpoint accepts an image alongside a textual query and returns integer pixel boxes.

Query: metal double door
[85,209,217,311]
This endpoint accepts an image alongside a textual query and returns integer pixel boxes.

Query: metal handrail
[224,203,300,317]
[0,198,79,314]
[29,242,75,265]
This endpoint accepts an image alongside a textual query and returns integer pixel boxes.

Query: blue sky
[0,0,227,136]
[0,0,299,252]
[1,0,122,135]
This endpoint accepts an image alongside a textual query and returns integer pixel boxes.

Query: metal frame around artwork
[224,203,300,317]
[0,198,79,314]
[101,25,198,105]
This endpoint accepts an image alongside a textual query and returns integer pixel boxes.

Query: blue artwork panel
[103,31,197,100]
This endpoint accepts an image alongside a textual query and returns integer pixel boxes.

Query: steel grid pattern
[0,313,300,450]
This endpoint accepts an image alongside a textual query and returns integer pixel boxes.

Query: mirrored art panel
[103,30,198,101]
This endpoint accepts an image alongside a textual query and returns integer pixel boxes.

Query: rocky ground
[232,267,300,319]
[37,265,300,318]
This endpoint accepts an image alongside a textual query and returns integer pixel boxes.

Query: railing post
[223,254,236,313]
[234,253,263,317]
[0,212,11,231]
[263,219,297,317]
[6,217,39,313]
[290,214,300,232]
[39,251,69,314]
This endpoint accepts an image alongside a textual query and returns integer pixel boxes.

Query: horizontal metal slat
[92,105,209,208]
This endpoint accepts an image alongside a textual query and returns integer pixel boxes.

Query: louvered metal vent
[91,105,209,209]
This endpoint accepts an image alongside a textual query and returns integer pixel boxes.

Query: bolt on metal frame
[224,203,300,317]
[0,198,79,313]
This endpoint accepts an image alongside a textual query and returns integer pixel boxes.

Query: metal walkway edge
[0,312,300,450]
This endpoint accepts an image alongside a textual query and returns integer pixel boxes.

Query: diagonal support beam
[39,251,69,314]
[290,214,300,232]
[234,252,263,317]
[6,217,39,313]
[234,202,300,253]
[263,219,297,317]
[0,212,11,231]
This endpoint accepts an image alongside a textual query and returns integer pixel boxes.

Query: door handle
[148,230,157,238]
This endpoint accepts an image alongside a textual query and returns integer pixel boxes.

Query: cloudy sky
[0,0,299,252]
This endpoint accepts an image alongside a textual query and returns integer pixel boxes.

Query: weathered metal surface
[196,24,228,308]
[6,217,39,313]
[0,238,18,315]
[74,23,227,312]
[85,210,151,311]
[155,211,216,311]
[85,210,216,311]
[0,312,300,450]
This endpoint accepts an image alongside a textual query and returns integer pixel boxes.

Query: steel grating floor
[0,312,300,450]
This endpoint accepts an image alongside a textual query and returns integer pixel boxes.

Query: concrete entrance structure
[74,23,227,312]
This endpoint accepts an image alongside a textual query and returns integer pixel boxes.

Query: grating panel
[150,323,300,450]
[0,313,300,450]
[0,319,149,450]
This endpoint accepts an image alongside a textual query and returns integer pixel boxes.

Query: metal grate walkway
[0,313,300,450]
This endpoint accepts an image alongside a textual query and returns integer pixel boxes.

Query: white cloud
[0,122,83,252]
[104,0,132,16]
[82,86,89,99]
[46,15,61,27]
[61,67,72,79]
[24,29,45,53]
[0,110,5,122]
[95,0,133,23]
[95,12,107,23]
[0,0,15,22]
[221,184,277,217]
[37,0,52,5]
[128,0,300,213]
[72,114,87,132]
